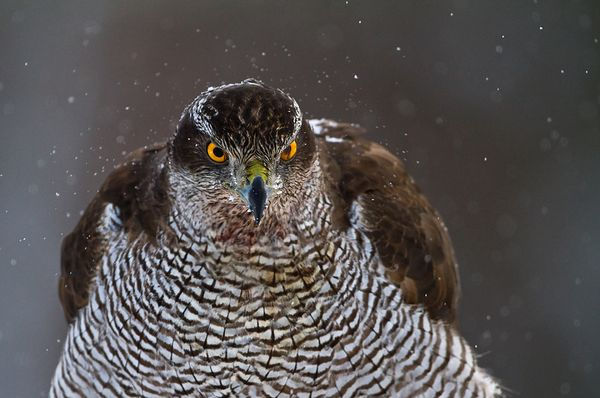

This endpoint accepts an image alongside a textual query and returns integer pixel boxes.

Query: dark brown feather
[59,143,168,322]
[317,120,459,323]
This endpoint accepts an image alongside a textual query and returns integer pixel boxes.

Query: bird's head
[168,79,317,233]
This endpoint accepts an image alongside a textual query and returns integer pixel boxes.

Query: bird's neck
[166,161,335,263]
[158,167,340,305]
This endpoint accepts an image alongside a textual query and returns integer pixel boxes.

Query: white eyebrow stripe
[291,97,303,133]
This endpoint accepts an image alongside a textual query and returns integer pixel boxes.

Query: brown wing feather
[59,143,168,323]
[315,119,459,323]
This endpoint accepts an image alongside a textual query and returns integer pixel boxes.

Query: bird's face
[170,80,317,230]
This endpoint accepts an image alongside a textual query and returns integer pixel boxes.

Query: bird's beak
[240,160,269,224]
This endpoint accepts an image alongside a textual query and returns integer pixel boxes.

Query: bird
[51,79,501,397]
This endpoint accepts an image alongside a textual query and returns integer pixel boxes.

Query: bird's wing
[59,142,168,323]
[313,119,459,323]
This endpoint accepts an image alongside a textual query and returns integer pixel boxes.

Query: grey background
[1,1,598,396]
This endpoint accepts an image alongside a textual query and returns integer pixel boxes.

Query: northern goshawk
[51,79,501,397]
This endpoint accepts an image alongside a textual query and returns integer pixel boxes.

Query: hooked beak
[240,161,269,224]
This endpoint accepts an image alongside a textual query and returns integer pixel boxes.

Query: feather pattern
[52,82,500,397]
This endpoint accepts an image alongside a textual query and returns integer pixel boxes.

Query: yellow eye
[280,140,297,161]
[207,142,227,163]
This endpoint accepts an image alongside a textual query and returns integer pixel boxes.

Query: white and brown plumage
[51,79,501,397]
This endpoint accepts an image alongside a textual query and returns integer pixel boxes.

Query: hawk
[51,79,501,397]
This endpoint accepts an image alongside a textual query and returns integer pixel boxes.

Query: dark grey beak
[247,176,267,224]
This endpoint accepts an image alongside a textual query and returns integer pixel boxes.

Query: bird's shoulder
[313,119,459,323]
[59,142,168,322]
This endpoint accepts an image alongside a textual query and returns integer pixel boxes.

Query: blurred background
[1,1,598,396]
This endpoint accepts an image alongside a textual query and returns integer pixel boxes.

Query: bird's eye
[207,142,227,163]
[280,140,297,161]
